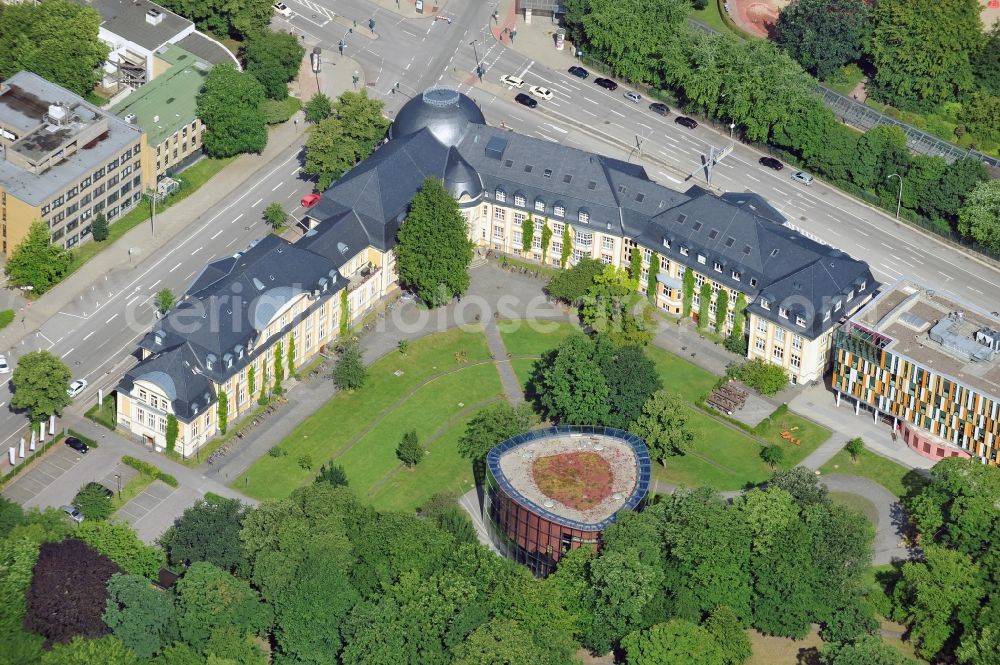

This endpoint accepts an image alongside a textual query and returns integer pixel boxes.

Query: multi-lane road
[2,0,998,454]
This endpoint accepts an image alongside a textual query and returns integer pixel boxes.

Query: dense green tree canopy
[622,619,726,665]
[545,257,604,304]
[39,635,139,665]
[0,0,109,95]
[597,341,661,429]
[196,64,267,158]
[5,222,72,294]
[630,389,694,462]
[157,0,271,39]
[74,520,164,579]
[957,180,1000,253]
[159,496,247,572]
[174,562,271,650]
[304,90,390,190]
[10,350,72,422]
[242,31,304,100]
[530,334,610,425]
[395,177,474,306]
[103,574,175,658]
[821,635,918,665]
[73,483,113,521]
[581,266,655,346]
[868,0,985,109]
[582,0,687,84]
[775,0,871,80]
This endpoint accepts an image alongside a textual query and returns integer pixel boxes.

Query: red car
[300,193,321,208]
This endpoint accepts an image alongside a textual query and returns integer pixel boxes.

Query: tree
[682,267,695,318]
[204,625,268,665]
[216,390,228,435]
[582,0,689,84]
[540,221,554,264]
[760,444,785,469]
[396,430,423,467]
[273,340,285,394]
[622,619,726,665]
[287,334,296,377]
[74,520,164,578]
[958,91,1000,147]
[581,265,655,346]
[39,635,139,665]
[0,496,25,538]
[530,334,610,425]
[10,350,72,422]
[545,257,603,303]
[562,0,591,44]
[165,414,178,453]
[958,180,1000,253]
[73,482,114,521]
[315,463,349,487]
[848,126,911,193]
[258,366,269,404]
[458,401,537,481]
[241,31,304,100]
[704,606,752,665]
[304,92,333,122]
[821,635,919,665]
[303,90,390,189]
[263,202,288,231]
[4,222,72,293]
[775,0,871,80]
[845,437,864,461]
[867,0,984,109]
[631,389,694,462]
[395,177,474,306]
[726,292,748,354]
[157,0,272,39]
[332,339,367,391]
[174,562,270,651]
[598,342,662,430]
[452,617,559,665]
[647,252,660,302]
[196,64,267,158]
[698,283,712,329]
[972,23,1000,96]
[90,212,109,242]
[714,288,729,334]
[587,549,665,653]
[158,496,247,572]
[418,493,478,546]
[768,466,829,505]
[0,0,109,95]
[732,359,788,396]
[155,288,176,315]
[25,539,121,643]
[821,601,879,644]
[340,289,350,335]
[560,223,572,268]
[103,573,174,658]
[521,213,535,254]
[247,365,256,397]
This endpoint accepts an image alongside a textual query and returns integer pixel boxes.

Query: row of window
[41,146,141,216]
[494,188,589,223]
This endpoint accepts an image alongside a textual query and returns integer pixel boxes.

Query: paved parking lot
[2,443,89,505]
[117,480,177,527]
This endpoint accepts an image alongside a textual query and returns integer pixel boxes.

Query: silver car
[791,171,814,186]
[62,505,84,523]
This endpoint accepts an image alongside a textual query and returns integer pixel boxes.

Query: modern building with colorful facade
[483,426,651,576]
[832,279,1000,464]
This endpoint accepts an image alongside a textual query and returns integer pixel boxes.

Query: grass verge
[819,448,929,498]
[498,319,578,357]
[85,399,116,431]
[0,309,13,329]
[829,491,879,525]
[238,327,492,500]
[65,156,235,275]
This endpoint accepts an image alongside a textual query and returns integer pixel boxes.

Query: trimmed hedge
[121,455,179,488]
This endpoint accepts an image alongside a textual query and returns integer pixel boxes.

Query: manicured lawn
[498,319,578,357]
[511,358,538,388]
[336,363,502,495]
[238,328,492,500]
[747,626,823,665]
[830,491,879,525]
[646,345,719,404]
[820,448,928,498]
[368,410,482,513]
[688,2,750,40]
[753,410,831,468]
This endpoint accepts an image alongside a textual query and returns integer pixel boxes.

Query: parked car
[515,93,538,109]
[674,116,698,129]
[272,2,292,17]
[64,436,89,454]
[624,91,641,103]
[61,505,84,524]
[300,192,321,208]
[83,481,113,498]
[791,171,814,185]
[67,378,88,398]
[500,74,525,88]
[649,102,670,116]
[0,355,8,374]
[758,156,784,171]
[529,85,553,101]
[568,66,589,79]
[594,78,618,91]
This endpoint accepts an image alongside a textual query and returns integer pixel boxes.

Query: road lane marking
[105,314,117,324]
[252,198,263,207]
[149,279,161,289]
[745,174,760,182]
[271,182,284,191]
[83,331,95,341]
[169,262,182,272]
[60,348,74,359]
[546,123,568,134]
[880,242,895,250]
[211,229,224,240]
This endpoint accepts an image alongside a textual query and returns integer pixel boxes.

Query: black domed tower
[390,86,486,148]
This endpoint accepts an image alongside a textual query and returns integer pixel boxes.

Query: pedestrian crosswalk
[292,0,336,21]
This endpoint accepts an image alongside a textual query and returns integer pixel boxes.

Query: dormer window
[679,246,689,256]
[760,299,770,310]
[554,204,565,217]
[847,289,854,301]
[662,238,671,249]
[778,307,788,319]
[834,300,842,312]
[224,353,233,368]
[795,315,806,327]
[514,193,526,207]
[534,199,545,212]
[823,310,831,322]
[578,210,590,224]
[495,188,506,202]
[859,280,866,292]
[749,278,758,287]
[697,254,706,265]
[206,354,216,370]
[731,270,741,281]
[713,261,722,273]
[236,345,245,359]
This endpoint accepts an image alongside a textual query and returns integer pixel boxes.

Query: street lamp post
[887,173,903,221]
[729,122,735,139]
[470,40,482,81]
[114,473,121,499]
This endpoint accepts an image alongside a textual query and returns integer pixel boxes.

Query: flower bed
[532,451,614,511]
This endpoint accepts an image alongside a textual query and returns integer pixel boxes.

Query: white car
[0,355,8,374]
[499,74,525,89]
[529,85,553,101]
[273,2,292,17]
[67,379,88,398]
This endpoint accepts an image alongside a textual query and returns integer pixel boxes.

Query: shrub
[72,482,114,521]
[730,359,789,396]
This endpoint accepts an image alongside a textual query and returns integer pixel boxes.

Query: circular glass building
[483,426,651,577]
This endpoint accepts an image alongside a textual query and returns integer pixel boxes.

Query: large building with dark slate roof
[118,87,876,455]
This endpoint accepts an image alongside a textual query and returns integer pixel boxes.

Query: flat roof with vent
[110,44,212,147]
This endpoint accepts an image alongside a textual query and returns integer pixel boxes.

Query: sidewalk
[365,0,449,19]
